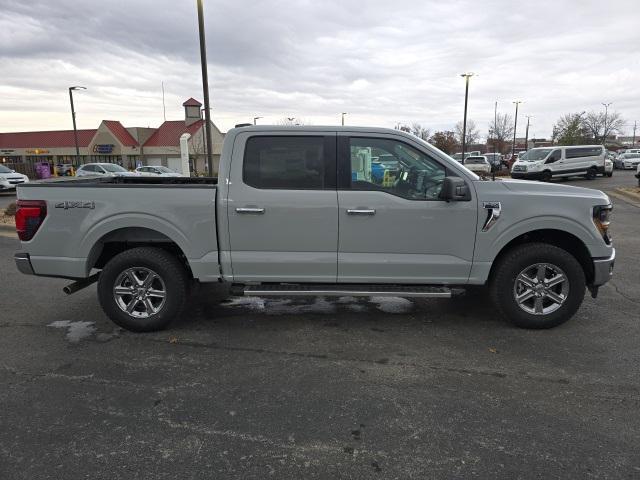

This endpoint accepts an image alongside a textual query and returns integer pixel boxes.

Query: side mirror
[440,176,471,202]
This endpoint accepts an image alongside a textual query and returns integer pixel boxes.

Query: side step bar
[233,284,464,298]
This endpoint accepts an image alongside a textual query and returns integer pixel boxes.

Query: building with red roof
[0,98,224,177]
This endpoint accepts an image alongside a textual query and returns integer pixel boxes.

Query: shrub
[4,201,16,216]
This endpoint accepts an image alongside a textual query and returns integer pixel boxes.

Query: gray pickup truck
[14,126,615,331]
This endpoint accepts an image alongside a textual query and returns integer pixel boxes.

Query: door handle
[347,209,376,215]
[236,207,265,214]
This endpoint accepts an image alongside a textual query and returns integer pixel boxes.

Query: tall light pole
[68,86,86,167]
[601,102,612,145]
[632,120,637,147]
[341,112,347,126]
[460,73,474,160]
[253,116,262,125]
[493,100,498,154]
[196,0,214,176]
[524,115,532,151]
[511,101,522,157]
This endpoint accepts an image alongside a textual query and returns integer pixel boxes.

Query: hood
[0,171,25,178]
[499,178,609,202]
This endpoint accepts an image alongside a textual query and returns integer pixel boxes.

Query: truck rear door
[226,132,338,282]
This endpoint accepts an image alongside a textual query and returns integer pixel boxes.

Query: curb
[609,189,640,208]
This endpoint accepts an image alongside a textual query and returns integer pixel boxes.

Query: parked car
[636,163,640,186]
[618,153,640,170]
[463,156,491,175]
[604,158,613,177]
[55,164,75,176]
[483,153,504,171]
[76,163,139,177]
[136,166,184,177]
[14,125,614,333]
[0,165,29,191]
[511,145,605,181]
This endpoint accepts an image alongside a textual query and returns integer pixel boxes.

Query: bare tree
[552,112,590,145]
[582,111,625,144]
[488,113,514,154]
[410,123,431,141]
[278,117,311,126]
[455,120,480,146]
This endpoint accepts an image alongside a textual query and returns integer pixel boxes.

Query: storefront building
[0,98,224,177]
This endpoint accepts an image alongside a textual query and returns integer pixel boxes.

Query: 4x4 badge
[54,201,95,210]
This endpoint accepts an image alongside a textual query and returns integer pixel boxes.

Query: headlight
[593,204,612,244]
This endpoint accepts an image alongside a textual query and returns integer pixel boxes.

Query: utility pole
[493,100,498,154]
[68,86,86,168]
[524,116,532,151]
[460,73,474,160]
[632,121,637,147]
[196,0,214,176]
[601,102,612,145]
[511,101,522,158]
[341,112,347,126]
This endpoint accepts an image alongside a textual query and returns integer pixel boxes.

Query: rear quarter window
[565,147,603,159]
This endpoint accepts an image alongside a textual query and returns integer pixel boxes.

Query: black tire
[489,243,586,329]
[97,247,189,332]
[585,167,597,180]
[541,171,552,182]
[606,172,613,177]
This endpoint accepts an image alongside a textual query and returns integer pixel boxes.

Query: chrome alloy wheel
[113,267,166,318]
[513,263,569,315]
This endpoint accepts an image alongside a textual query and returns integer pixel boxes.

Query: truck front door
[227,132,338,282]
[336,134,477,284]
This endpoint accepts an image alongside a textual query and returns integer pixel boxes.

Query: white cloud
[0,0,638,138]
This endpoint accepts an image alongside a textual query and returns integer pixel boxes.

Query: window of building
[348,137,446,200]
[243,136,326,189]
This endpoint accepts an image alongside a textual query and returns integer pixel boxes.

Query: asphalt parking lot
[1,171,639,479]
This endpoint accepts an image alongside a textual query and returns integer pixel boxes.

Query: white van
[510,145,605,181]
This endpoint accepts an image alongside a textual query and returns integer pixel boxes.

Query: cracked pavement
[1,171,639,479]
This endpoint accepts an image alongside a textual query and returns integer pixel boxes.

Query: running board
[233,284,464,298]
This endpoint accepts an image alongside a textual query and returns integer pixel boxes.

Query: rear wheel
[98,247,189,332]
[490,243,585,329]
[585,167,597,180]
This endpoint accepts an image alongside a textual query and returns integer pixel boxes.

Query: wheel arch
[488,229,594,285]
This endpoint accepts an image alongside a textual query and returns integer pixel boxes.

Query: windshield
[0,165,13,173]
[101,164,128,172]
[520,149,552,161]
[155,166,174,173]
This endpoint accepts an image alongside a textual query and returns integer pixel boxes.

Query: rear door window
[243,136,333,189]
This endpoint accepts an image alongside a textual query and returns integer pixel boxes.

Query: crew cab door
[337,134,477,284]
[226,132,338,282]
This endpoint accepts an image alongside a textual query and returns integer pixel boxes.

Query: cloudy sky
[1,0,638,139]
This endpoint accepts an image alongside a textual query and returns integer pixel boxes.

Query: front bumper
[591,248,615,287]
[14,253,35,275]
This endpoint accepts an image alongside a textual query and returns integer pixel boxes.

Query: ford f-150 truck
[14,126,615,331]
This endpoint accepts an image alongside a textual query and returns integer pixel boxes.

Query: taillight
[15,200,47,241]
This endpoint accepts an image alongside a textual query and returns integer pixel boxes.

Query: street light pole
[253,116,262,125]
[524,115,532,151]
[493,100,498,154]
[601,102,612,145]
[196,0,214,176]
[68,86,86,167]
[633,120,637,147]
[460,73,474,161]
[341,112,347,126]
[511,101,522,158]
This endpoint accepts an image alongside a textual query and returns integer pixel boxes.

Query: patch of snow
[369,296,413,314]
[48,320,96,343]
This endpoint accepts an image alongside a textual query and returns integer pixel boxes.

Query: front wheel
[490,243,586,329]
[98,247,189,332]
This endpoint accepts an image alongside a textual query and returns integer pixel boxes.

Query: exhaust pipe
[63,273,100,295]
